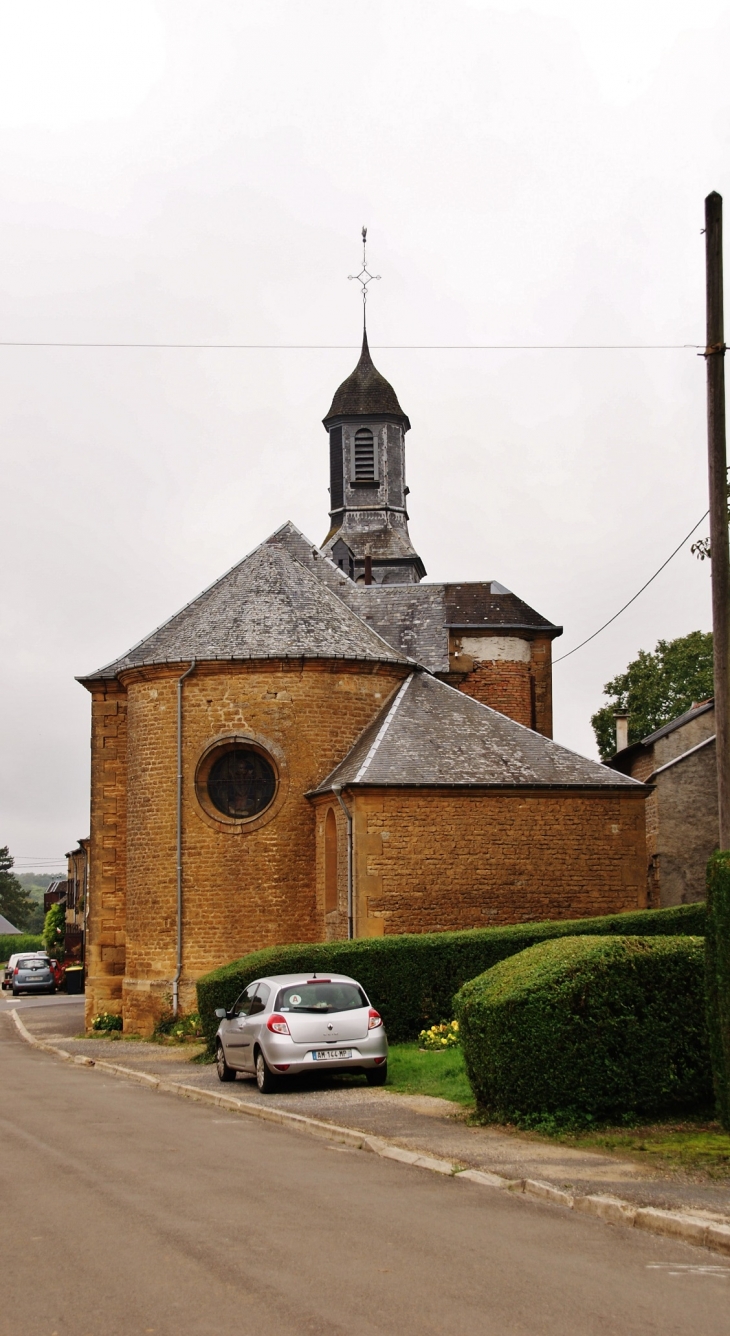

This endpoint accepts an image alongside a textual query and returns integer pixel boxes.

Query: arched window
[353,427,376,481]
[324,807,338,914]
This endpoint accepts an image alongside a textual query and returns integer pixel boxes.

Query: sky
[1,0,728,869]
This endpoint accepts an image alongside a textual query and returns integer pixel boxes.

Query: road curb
[11,1009,730,1257]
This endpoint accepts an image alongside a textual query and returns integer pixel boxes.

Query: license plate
[312,1048,352,1061]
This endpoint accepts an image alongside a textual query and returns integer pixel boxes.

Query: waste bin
[65,967,84,995]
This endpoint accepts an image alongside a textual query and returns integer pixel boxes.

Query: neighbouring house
[43,878,67,914]
[77,327,649,1034]
[604,699,717,905]
[65,840,89,961]
[0,915,21,935]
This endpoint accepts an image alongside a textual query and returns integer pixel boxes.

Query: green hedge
[454,935,712,1122]
[196,902,705,1051]
[0,933,43,963]
[706,852,730,1129]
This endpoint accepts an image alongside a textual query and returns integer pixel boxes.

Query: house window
[353,427,376,481]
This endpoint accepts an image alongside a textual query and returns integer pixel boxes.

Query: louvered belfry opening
[353,427,376,480]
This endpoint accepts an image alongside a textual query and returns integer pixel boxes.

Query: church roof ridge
[323,328,410,429]
[311,670,646,793]
[79,529,415,683]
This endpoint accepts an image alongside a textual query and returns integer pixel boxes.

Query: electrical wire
[553,510,711,665]
[0,341,702,350]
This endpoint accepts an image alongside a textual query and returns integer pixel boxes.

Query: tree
[43,901,66,960]
[0,847,35,931]
[591,631,715,760]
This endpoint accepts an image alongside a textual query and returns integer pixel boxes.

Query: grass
[386,1043,474,1106]
[549,1117,730,1178]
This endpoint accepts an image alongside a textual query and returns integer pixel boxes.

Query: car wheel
[365,1063,388,1087]
[216,1041,237,1082]
[255,1049,280,1093]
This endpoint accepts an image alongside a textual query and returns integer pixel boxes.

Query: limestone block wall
[84,684,128,1028]
[652,743,718,906]
[313,787,647,939]
[116,659,405,1033]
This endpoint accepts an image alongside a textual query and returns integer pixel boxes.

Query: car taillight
[267,1013,290,1035]
[13,968,19,976]
[368,1008,383,1029]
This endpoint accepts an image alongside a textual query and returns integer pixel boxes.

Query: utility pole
[705,191,730,848]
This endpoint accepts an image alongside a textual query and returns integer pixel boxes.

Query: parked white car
[214,972,388,1092]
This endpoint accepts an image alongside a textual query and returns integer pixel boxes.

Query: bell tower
[321,231,425,584]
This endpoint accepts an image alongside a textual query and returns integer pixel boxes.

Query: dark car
[11,956,56,996]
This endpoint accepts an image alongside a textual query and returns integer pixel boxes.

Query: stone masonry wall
[84,684,128,1029]
[119,660,406,1033]
[458,660,533,728]
[451,635,554,738]
[311,787,647,938]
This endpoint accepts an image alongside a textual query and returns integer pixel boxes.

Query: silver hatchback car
[214,972,388,1092]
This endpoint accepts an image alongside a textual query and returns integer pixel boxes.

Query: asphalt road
[2,1007,729,1336]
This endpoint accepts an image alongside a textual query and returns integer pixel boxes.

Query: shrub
[419,1020,460,1050]
[154,1012,204,1043]
[454,935,712,1123]
[43,902,66,960]
[0,933,43,962]
[706,851,730,1130]
[91,1012,123,1032]
[196,902,705,1051]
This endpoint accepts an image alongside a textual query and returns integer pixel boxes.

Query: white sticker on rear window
[289,994,301,1006]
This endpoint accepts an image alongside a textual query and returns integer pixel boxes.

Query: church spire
[320,230,424,585]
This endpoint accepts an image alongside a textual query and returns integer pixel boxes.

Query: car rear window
[18,959,47,970]
[275,983,368,1014]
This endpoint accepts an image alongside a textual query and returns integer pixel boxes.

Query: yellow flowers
[418,1020,459,1050]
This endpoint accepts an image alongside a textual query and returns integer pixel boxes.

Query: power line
[0,341,702,350]
[553,510,711,665]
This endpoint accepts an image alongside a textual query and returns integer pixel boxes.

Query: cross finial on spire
[348,225,380,327]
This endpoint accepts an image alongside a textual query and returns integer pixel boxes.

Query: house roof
[323,330,410,429]
[642,699,714,746]
[80,539,414,682]
[0,914,21,934]
[604,699,715,772]
[312,671,645,793]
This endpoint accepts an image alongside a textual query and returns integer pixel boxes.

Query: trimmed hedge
[454,935,712,1121]
[196,902,705,1051]
[0,933,43,963]
[706,851,730,1129]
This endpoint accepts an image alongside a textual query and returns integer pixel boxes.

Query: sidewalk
[17,998,730,1223]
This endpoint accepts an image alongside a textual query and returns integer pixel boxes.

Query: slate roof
[80,540,413,681]
[0,914,21,934]
[323,330,410,428]
[313,671,645,792]
[445,583,562,635]
[270,524,560,672]
[604,699,715,772]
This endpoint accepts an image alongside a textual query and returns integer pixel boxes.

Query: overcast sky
[2,0,728,869]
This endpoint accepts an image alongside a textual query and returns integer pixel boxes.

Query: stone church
[79,331,647,1032]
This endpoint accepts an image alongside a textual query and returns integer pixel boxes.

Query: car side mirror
[214,1008,228,1019]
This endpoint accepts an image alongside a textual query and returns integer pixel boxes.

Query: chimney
[614,711,629,753]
